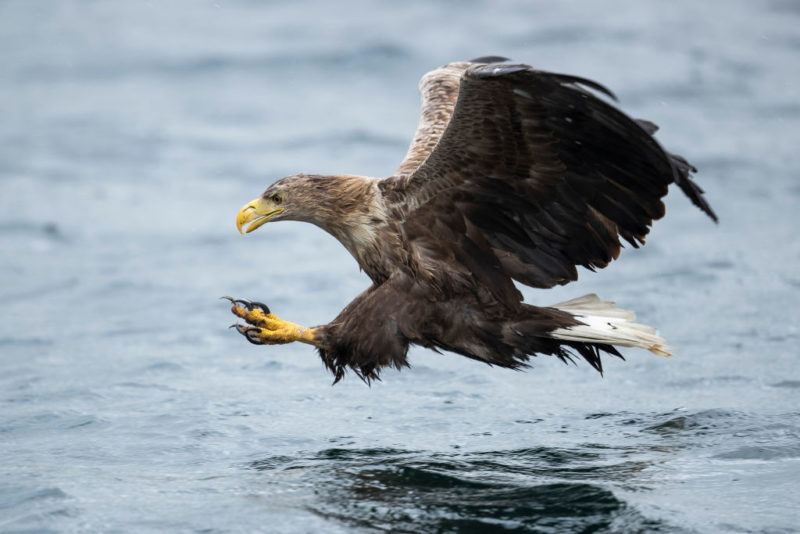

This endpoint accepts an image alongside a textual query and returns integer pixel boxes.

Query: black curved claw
[222,296,251,309]
[221,296,271,314]
[243,327,265,345]
[249,301,271,314]
[233,298,253,310]
[231,323,265,345]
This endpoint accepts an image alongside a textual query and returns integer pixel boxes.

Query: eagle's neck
[298,175,395,282]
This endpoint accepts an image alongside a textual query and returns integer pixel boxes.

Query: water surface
[1,1,799,532]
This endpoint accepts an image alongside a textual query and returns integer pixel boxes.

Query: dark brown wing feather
[383,62,716,289]
[395,57,509,176]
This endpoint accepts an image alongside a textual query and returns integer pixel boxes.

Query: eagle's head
[236,177,291,234]
[235,173,377,235]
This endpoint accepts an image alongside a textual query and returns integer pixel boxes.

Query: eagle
[225,56,716,383]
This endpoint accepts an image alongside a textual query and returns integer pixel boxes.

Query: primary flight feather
[226,57,716,383]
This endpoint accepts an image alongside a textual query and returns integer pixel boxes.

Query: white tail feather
[549,294,673,357]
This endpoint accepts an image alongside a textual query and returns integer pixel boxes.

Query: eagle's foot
[222,296,317,346]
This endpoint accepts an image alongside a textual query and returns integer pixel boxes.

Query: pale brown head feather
[259,173,396,280]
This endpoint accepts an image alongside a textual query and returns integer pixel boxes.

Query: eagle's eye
[272,194,283,204]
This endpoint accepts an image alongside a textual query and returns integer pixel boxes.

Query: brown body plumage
[229,57,716,383]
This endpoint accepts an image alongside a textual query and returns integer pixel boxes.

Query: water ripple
[247,446,678,532]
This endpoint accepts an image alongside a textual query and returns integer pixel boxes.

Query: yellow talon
[230,303,316,345]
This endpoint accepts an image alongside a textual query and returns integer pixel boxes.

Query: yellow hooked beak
[236,197,285,235]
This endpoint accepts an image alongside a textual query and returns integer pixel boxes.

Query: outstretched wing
[382,61,717,289]
[395,56,509,176]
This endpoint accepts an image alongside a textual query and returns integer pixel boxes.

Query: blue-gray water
[2,1,799,532]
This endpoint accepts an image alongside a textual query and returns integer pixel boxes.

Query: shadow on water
[249,447,679,533]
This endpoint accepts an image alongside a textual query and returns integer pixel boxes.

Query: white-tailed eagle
[225,56,716,383]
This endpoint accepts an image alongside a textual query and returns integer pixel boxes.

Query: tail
[548,294,673,357]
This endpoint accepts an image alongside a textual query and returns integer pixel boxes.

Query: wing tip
[669,153,719,223]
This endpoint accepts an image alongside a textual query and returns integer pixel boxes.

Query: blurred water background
[2,1,800,532]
